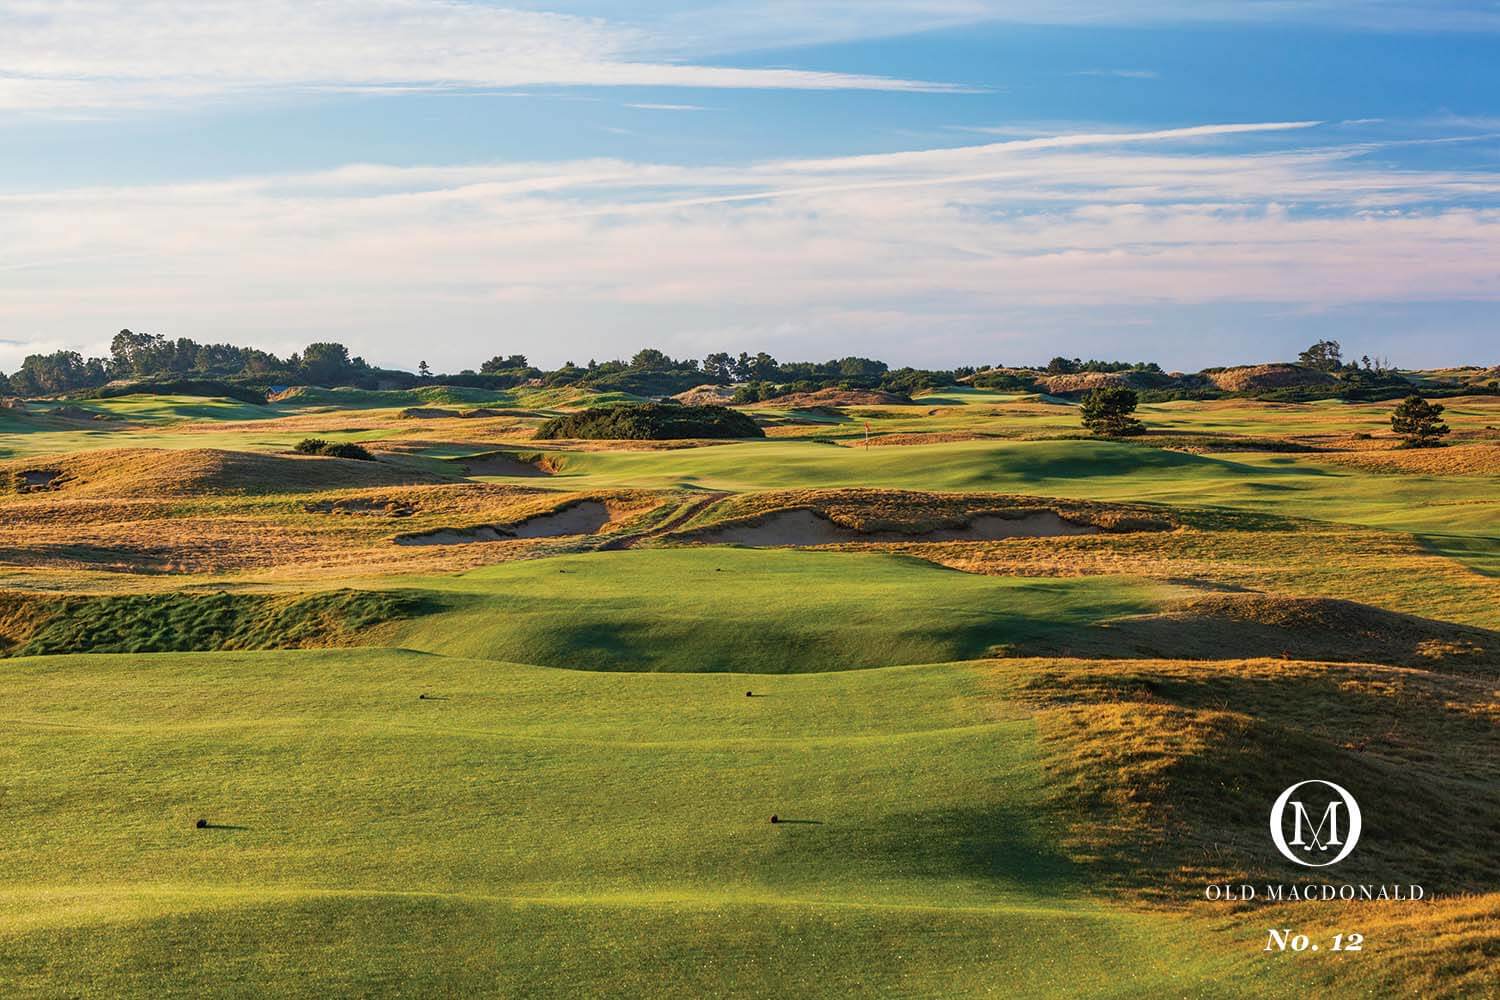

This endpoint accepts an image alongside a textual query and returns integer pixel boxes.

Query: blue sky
[2,1,1498,372]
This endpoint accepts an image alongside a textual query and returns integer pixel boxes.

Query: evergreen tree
[1080,387,1145,436]
[1390,395,1450,448]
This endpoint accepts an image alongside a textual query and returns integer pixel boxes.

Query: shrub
[1080,387,1145,437]
[293,438,376,461]
[1390,395,1450,448]
[94,379,268,405]
[536,402,765,440]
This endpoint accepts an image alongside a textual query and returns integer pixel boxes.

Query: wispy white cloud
[625,103,711,111]
[2,122,1498,367]
[1073,69,1160,79]
[0,0,967,114]
[631,0,1500,54]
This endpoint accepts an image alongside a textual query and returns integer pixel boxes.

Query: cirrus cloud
[0,0,968,114]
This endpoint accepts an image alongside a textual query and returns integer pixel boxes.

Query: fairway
[0,650,1425,998]
[389,549,1174,671]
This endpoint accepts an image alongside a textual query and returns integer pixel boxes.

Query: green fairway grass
[539,438,1500,541]
[0,648,1428,999]
[387,549,1175,672]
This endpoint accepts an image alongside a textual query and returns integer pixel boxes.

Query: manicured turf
[389,548,1175,672]
[541,438,1500,542]
[0,649,1355,998]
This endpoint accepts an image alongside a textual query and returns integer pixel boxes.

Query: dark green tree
[630,348,671,370]
[8,351,108,394]
[701,352,735,383]
[1080,387,1145,436]
[1297,339,1343,371]
[299,342,355,384]
[417,360,432,379]
[1390,395,1450,448]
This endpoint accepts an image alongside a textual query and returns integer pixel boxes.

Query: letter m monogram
[1288,800,1343,852]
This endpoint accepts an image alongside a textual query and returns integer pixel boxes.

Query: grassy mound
[1001,593,1500,670]
[536,403,764,441]
[0,589,425,656]
[1203,364,1337,393]
[0,448,444,497]
[94,379,268,405]
[270,385,514,408]
[1011,657,1500,896]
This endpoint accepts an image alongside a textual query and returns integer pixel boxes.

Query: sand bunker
[14,470,63,492]
[693,508,1099,547]
[395,500,611,545]
[450,451,552,477]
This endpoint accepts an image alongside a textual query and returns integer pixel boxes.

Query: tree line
[0,331,992,398]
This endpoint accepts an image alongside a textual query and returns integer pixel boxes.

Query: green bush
[294,438,376,461]
[536,402,765,440]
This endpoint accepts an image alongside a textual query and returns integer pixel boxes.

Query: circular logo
[1269,780,1362,867]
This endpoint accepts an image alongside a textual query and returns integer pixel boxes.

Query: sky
[1,1,1498,373]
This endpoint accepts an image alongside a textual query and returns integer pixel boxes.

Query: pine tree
[1080,387,1145,436]
[1390,395,1449,448]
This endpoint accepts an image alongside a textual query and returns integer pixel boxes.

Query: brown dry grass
[1322,442,1500,476]
[995,592,1500,670]
[1205,364,1337,392]
[986,657,1500,898]
[753,388,913,408]
[893,521,1500,630]
[0,475,666,587]
[0,447,446,497]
